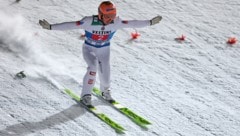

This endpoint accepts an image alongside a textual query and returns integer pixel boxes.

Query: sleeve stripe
[76,21,84,26]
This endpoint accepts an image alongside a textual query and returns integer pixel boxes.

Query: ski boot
[80,94,94,108]
[102,90,115,103]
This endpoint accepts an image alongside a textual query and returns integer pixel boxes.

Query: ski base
[64,89,125,134]
[92,87,151,128]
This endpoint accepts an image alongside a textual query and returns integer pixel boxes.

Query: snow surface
[0,0,240,136]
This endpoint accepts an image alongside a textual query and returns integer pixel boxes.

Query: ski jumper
[50,15,151,97]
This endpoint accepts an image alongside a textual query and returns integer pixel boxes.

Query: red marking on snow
[175,34,186,41]
[131,31,141,39]
[227,37,237,45]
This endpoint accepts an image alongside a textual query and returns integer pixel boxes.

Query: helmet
[98,1,117,21]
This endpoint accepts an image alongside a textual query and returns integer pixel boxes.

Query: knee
[87,65,97,73]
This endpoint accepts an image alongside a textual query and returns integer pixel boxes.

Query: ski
[92,87,151,128]
[64,89,125,133]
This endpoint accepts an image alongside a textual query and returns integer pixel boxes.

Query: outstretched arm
[117,15,162,29]
[39,17,90,30]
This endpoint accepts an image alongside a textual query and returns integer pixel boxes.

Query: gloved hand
[150,15,162,25]
[39,19,51,30]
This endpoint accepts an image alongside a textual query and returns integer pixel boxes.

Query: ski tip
[141,119,152,125]
[116,129,125,134]
[140,120,152,126]
[114,125,125,134]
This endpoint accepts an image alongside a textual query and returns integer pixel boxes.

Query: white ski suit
[50,15,151,97]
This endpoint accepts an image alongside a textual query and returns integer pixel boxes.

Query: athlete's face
[101,14,116,25]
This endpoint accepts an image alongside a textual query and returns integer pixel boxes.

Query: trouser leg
[81,45,97,97]
[97,46,111,93]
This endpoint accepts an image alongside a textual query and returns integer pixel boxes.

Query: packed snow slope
[0,0,240,136]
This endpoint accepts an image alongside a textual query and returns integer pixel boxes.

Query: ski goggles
[102,14,116,20]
